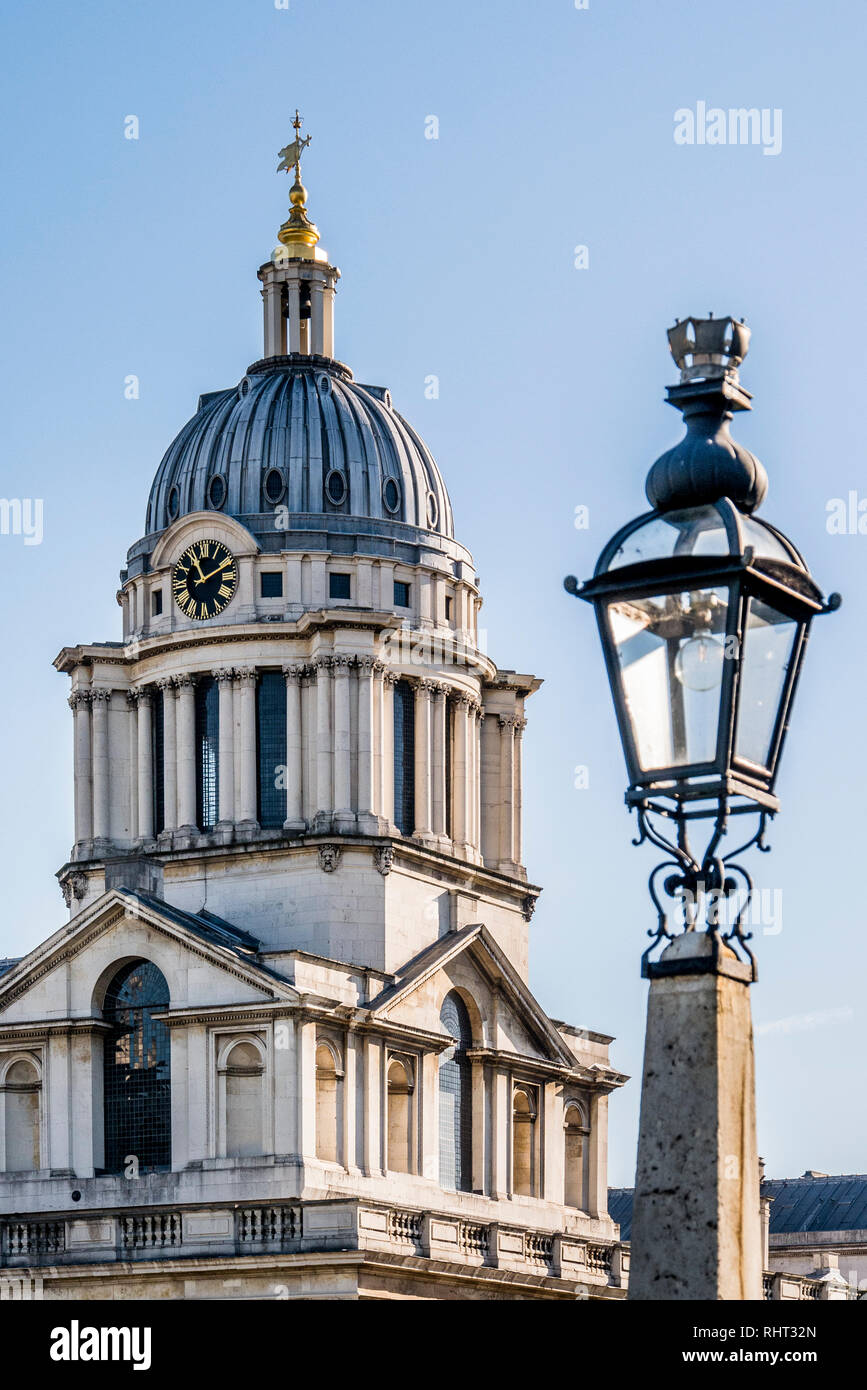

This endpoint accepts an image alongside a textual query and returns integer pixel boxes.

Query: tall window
[386,1056,413,1173]
[2,1057,41,1172]
[257,671,287,828]
[393,680,415,834]
[512,1086,538,1197]
[438,991,473,1191]
[103,961,171,1174]
[152,687,165,835]
[564,1103,588,1210]
[195,676,219,830]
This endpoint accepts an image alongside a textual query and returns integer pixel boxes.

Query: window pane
[329,572,351,599]
[260,571,283,598]
[393,680,415,833]
[195,676,219,830]
[257,671,287,827]
[103,961,171,1175]
[606,507,729,570]
[608,587,729,771]
[735,599,797,767]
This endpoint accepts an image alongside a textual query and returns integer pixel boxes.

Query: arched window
[512,1086,538,1197]
[393,680,415,834]
[195,675,219,830]
[315,1042,341,1163]
[257,671,287,828]
[224,1041,265,1158]
[564,1103,588,1210]
[386,1056,413,1174]
[438,991,473,1191]
[103,961,171,1174]
[2,1057,41,1172]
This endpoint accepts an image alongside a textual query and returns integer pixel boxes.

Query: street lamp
[565,316,839,975]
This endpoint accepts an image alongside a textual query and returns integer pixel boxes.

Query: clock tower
[54,125,542,979]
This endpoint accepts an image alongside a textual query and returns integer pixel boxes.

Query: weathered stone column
[498,715,517,871]
[452,694,470,854]
[261,277,285,357]
[135,687,154,843]
[215,668,235,832]
[413,680,434,843]
[332,656,353,831]
[282,664,305,833]
[90,689,111,845]
[356,657,378,833]
[285,281,302,353]
[513,716,526,866]
[381,671,396,827]
[176,675,197,834]
[236,669,259,831]
[314,657,333,832]
[629,931,762,1301]
[159,678,178,834]
[69,691,93,848]
[430,684,447,844]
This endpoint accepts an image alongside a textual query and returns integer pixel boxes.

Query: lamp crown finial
[667,315,750,386]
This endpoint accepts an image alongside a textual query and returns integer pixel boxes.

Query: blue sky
[0,0,864,1186]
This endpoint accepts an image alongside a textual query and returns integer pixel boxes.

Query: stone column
[313,658,333,832]
[430,684,447,843]
[452,695,470,854]
[159,678,178,834]
[215,668,236,832]
[513,717,526,867]
[261,277,285,357]
[286,281,302,353]
[236,669,258,832]
[310,281,325,355]
[283,664,305,832]
[629,932,762,1301]
[296,1018,317,1160]
[69,691,93,848]
[332,656,353,831]
[382,671,396,827]
[356,657,378,833]
[126,692,139,842]
[90,689,111,845]
[135,687,154,843]
[321,283,336,358]
[176,676,197,834]
[301,665,317,824]
[413,680,434,843]
[498,716,517,871]
[468,701,481,854]
[480,706,500,866]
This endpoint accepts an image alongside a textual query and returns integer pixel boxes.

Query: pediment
[367,924,576,1068]
[0,890,297,1026]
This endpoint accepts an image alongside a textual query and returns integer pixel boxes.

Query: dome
[145,354,454,544]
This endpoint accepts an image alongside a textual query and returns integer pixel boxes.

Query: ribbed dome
[145,355,454,541]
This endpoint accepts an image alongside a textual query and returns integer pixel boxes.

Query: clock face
[172,540,237,620]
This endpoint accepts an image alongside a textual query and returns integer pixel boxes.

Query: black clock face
[172,540,237,620]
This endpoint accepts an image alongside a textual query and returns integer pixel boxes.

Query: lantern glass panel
[608,585,730,772]
[735,598,798,767]
[606,506,729,571]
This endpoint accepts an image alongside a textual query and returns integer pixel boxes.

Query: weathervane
[277,110,312,179]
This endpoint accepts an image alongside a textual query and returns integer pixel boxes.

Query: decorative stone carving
[235,668,258,686]
[60,871,88,908]
[213,667,236,684]
[374,845,394,876]
[68,690,91,711]
[318,844,342,873]
[90,687,113,704]
[522,894,536,922]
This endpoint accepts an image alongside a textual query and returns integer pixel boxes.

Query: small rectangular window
[330,572,351,600]
[445,595,453,620]
[261,572,283,598]
[151,589,163,617]
[394,580,410,607]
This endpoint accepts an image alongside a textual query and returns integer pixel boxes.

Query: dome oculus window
[325,469,347,506]
[263,468,286,505]
[426,492,439,528]
[207,474,227,510]
[382,477,401,515]
[167,485,180,521]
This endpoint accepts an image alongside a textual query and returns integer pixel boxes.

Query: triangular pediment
[0,890,297,1026]
[366,924,576,1068]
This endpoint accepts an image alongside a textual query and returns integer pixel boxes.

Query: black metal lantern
[565,317,839,973]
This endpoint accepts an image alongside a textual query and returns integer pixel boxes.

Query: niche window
[151,589,163,617]
[564,1103,589,1210]
[315,1041,342,1164]
[221,1039,266,1159]
[512,1086,540,1198]
[1,1055,42,1173]
[386,1056,414,1174]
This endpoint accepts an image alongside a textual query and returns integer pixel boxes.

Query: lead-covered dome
[145,354,454,542]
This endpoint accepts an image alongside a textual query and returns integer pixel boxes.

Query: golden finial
[276,110,320,252]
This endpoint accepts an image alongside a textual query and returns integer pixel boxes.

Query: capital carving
[331,654,353,673]
[356,656,376,675]
[157,676,176,693]
[282,663,304,680]
[514,717,527,734]
[522,894,536,922]
[213,667,236,684]
[318,843,342,873]
[498,715,518,731]
[60,871,88,908]
[90,687,113,705]
[235,668,258,687]
[312,656,333,674]
[374,845,394,876]
[174,673,198,690]
[68,690,91,711]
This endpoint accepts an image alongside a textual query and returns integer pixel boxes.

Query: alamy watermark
[674,103,782,157]
[0,498,43,545]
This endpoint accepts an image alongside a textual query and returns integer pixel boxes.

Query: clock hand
[196,558,233,584]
